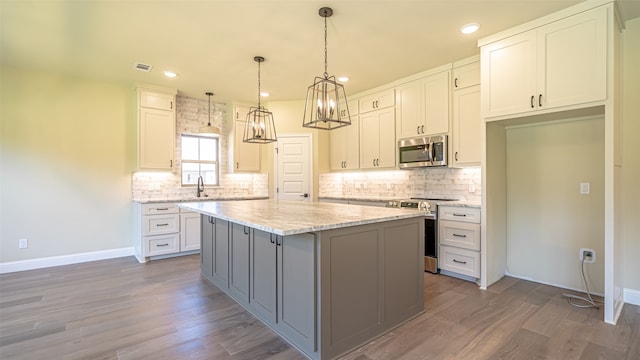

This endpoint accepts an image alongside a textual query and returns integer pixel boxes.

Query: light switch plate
[580,182,590,194]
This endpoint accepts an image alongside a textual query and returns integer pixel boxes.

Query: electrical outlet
[579,248,596,263]
[19,238,28,249]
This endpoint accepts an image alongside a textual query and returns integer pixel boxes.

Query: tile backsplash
[319,167,481,201]
[132,95,268,200]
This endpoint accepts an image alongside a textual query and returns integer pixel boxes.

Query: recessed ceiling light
[260,92,270,97]
[164,71,178,78]
[338,76,349,82]
[460,23,480,34]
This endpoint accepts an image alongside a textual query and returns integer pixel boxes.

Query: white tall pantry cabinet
[479,0,623,324]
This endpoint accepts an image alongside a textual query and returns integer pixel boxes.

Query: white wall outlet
[580,182,590,194]
[19,238,28,249]
[579,248,596,263]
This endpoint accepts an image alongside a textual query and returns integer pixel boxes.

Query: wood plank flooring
[1,255,638,360]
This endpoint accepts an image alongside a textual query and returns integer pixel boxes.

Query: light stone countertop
[179,199,426,236]
[132,196,268,204]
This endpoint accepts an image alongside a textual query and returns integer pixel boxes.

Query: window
[181,135,219,186]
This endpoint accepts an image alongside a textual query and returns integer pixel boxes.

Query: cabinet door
[537,6,606,110]
[396,80,424,139]
[180,212,201,252]
[359,112,380,169]
[481,31,537,118]
[452,85,481,167]
[452,62,480,90]
[359,89,395,113]
[423,70,450,135]
[233,118,260,172]
[329,126,347,170]
[212,219,230,288]
[344,116,360,170]
[200,215,214,280]
[229,223,250,303]
[250,229,277,324]
[376,108,396,168]
[139,107,175,170]
[140,90,174,111]
[278,233,317,354]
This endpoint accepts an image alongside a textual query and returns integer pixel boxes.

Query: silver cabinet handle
[156,223,169,227]
[452,234,467,238]
[453,214,467,217]
[157,207,168,211]
[453,259,467,264]
[157,243,169,247]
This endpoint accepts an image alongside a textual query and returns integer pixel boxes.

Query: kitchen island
[179,200,426,360]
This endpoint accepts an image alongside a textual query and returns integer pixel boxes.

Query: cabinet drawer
[143,203,179,215]
[438,206,480,223]
[144,214,179,236]
[439,220,480,251]
[147,234,179,256]
[439,245,480,278]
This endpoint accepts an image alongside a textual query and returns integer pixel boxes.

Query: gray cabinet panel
[250,229,277,323]
[200,215,214,280]
[327,228,380,346]
[212,218,229,287]
[383,222,424,324]
[229,223,250,303]
[279,233,317,353]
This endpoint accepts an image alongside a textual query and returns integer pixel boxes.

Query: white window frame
[181,134,220,187]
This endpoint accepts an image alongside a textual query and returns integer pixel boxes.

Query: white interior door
[274,134,312,201]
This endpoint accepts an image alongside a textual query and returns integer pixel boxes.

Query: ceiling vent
[133,62,152,72]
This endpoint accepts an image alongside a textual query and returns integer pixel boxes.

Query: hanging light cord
[257,59,262,110]
[563,257,604,309]
[323,11,328,79]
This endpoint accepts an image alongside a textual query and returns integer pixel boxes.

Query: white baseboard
[0,247,135,274]
[624,288,640,306]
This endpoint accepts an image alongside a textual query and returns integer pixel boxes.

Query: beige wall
[0,65,134,262]
[505,118,605,293]
[622,18,640,293]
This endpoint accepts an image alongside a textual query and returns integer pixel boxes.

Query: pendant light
[199,92,221,134]
[244,56,277,143]
[302,7,351,130]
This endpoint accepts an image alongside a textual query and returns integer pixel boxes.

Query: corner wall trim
[624,288,640,306]
[0,247,135,274]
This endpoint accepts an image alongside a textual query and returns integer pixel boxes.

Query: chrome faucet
[197,175,204,198]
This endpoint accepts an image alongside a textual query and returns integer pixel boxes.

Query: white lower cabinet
[438,206,481,279]
[133,202,201,263]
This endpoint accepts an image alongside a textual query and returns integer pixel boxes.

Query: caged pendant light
[243,56,277,143]
[302,7,351,130]
[199,92,221,134]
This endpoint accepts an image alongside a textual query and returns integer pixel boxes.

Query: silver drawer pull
[452,234,467,238]
[156,223,169,227]
[156,208,169,211]
[157,243,169,247]
[453,213,467,217]
[453,259,467,265]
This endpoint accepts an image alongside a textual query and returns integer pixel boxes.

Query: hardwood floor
[1,255,638,360]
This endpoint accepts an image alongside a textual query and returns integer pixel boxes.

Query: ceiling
[2,0,639,104]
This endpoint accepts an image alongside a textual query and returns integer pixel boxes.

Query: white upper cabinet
[396,69,451,139]
[136,87,177,171]
[481,5,607,119]
[330,115,360,170]
[230,104,260,172]
[452,58,481,167]
[360,107,396,169]
[359,88,395,113]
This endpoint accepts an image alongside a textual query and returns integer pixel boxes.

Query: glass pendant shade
[199,92,221,134]
[302,6,351,130]
[243,56,277,143]
[303,74,350,130]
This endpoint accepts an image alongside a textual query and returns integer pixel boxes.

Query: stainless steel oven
[386,198,456,273]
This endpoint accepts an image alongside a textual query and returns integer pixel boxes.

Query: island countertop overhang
[179,199,426,236]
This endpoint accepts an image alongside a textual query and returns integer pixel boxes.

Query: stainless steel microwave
[398,135,448,168]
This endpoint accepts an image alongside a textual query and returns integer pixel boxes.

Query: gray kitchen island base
[200,215,425,360]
